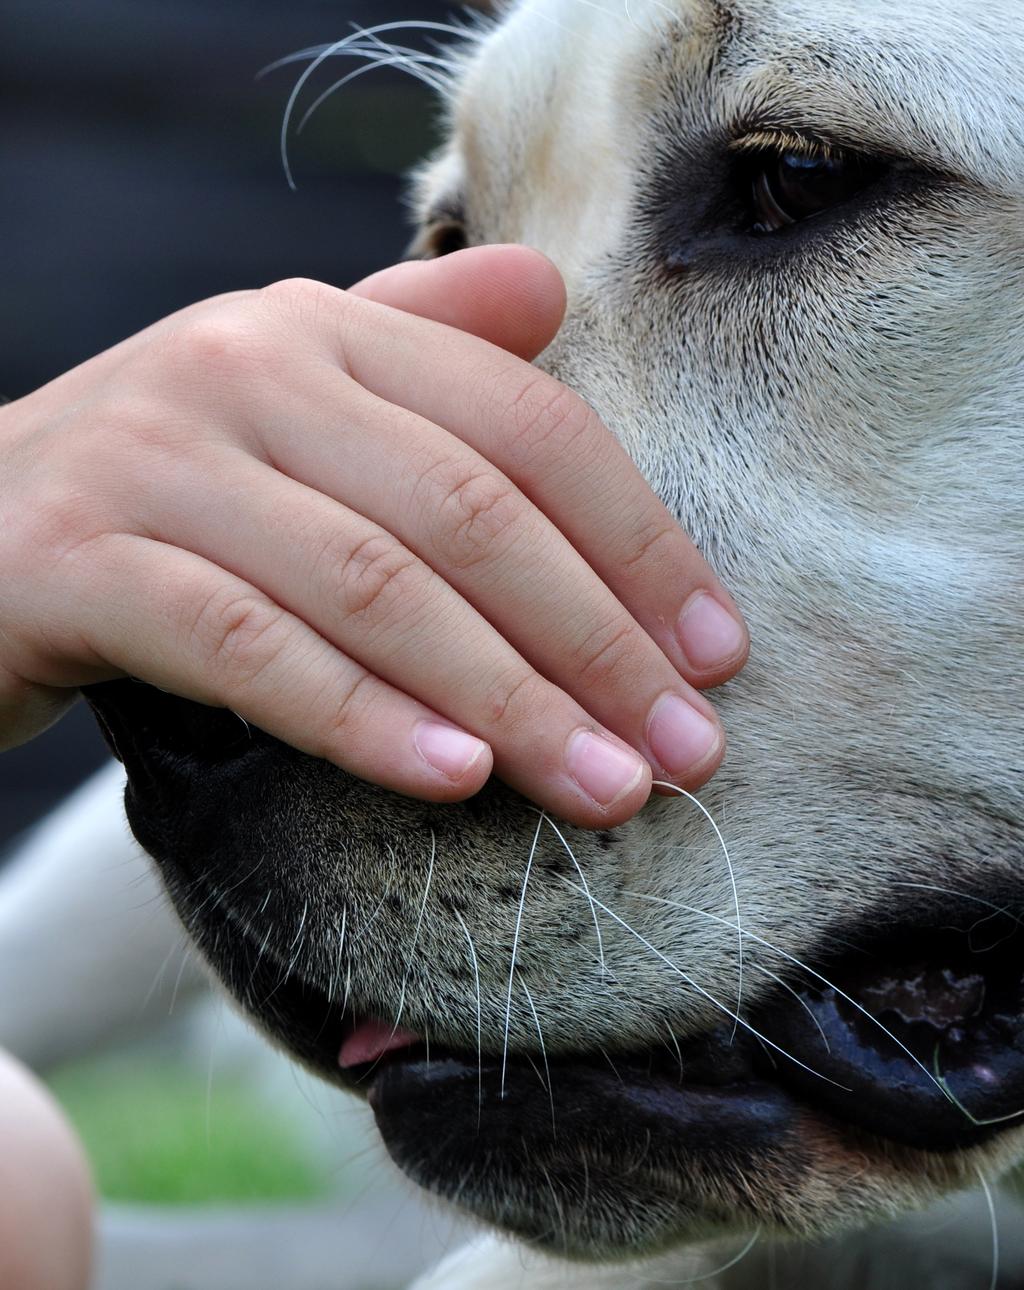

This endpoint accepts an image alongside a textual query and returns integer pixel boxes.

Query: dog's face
[87,0,1024,1265]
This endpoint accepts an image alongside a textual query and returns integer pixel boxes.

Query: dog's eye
[417,219,469,258]
[747,146,885,234]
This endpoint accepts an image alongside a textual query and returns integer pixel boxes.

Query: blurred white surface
[96,1196,468,1290]
[0,762,206,1068]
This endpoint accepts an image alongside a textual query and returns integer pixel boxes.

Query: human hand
[0,246,748,828]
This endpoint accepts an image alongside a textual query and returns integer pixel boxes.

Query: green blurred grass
[48,1059,332,1206]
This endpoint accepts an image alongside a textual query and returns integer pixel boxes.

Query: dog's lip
[760,935,1024,1150]
[364,1044,805,1256]
[362,915,1024,1158]
[357,933,1024,1255]
[174,857,1024,1153]
[367,1044,798,1166]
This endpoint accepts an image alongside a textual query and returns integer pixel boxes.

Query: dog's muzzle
[84,679,1024,1254]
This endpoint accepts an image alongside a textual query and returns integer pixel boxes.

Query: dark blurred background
[1,0,459,843]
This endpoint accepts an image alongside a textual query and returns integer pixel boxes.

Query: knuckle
[317,671,378,751]
[429,465,524,571]
[186,588,284,687]
[619,520,681,571]
[506,375,597,468]
[571,618,646,689]
[481,666,548,730]
[260,276,343,331]
[163,308,265,381]
[330,533,422,625]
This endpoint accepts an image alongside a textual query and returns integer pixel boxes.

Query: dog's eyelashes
[747,148,886,234]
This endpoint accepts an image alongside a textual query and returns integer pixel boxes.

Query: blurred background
[1,0,457,841]
[0,2,477,1285]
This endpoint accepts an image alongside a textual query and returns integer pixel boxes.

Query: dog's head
[87,0,1024,1263]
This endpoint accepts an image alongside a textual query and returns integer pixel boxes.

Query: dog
[79,0,1024,1285]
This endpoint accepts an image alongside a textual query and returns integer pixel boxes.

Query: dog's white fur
[406,0,1024,1282]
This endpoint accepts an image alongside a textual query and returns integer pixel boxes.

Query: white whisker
[502,814,543,1099]
[976,1167,1000,1290]
[626,888,1017,1123]
[537,812,606,978]
[565,0,681,27]
[538,1161,568,1250]
[739,923,994,1116]
[142,935,190,1012]
[675,1228,763,1286]
[350,859,398,945]
[257,43,336,78]
[750,962,831,1054]
[271,21,477,188]
[168,938,195,1016]
[297,50,451,135]
[363,29,461,74]
[929,1053,1024,1130]
[663,1023,685,1080]
[327,904,348,1005]
[892,881,1023,928]
[253,922,274,980]
[522,979,557,1137]
[562,881,851,1091]
[653,781,744,1043]
[284,898,309,979]
[454,910,484,1126]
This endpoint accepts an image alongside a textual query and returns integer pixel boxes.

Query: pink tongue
[339,1018,421,1069]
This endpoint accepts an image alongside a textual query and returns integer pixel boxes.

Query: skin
[0,245,748,830]
[0,1049,94,1290]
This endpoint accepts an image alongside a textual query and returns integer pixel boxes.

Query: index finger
[339,249,749,689]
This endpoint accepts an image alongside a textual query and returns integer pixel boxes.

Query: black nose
[82,679,259,778]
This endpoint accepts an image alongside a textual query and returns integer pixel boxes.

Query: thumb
[348,244,567,361]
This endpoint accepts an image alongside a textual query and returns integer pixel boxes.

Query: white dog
[7,1,1023,1287]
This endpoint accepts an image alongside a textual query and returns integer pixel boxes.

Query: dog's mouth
[264,907,1024,1189]
[328,914,1024,1250]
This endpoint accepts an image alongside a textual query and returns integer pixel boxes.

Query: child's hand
[0,246,747,828]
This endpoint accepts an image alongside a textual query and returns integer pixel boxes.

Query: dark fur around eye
[645,129,926,277]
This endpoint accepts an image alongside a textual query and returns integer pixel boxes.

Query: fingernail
[567,730,646,807]
[646,694,721,778]
[677,592,746,672]
[414,722,489,781]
